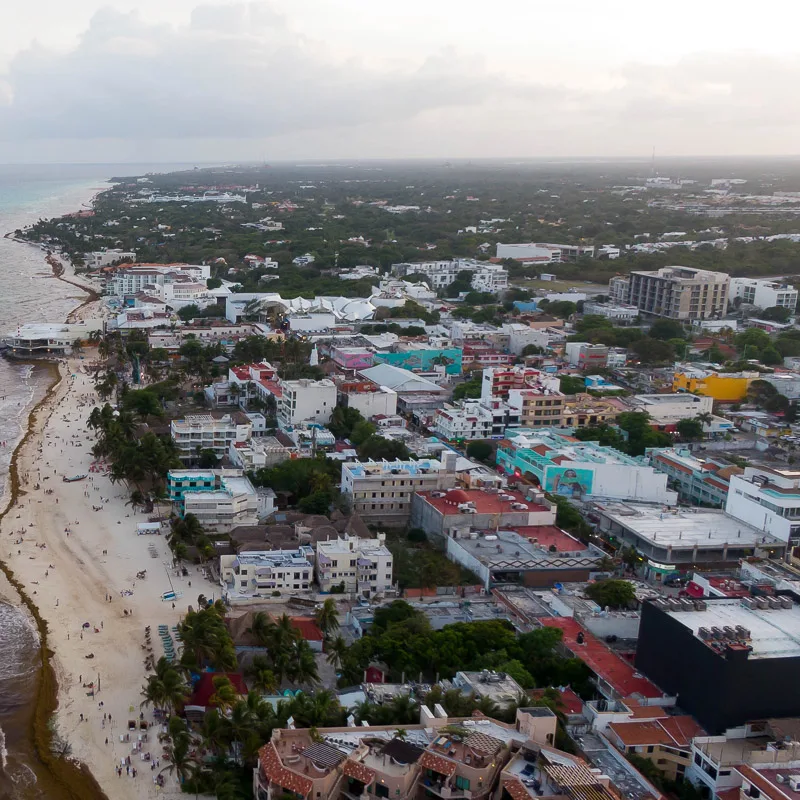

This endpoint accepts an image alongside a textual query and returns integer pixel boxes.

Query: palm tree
[252,666,278,695]
[389,694,419,725]
[325,635,347,671]
[394,728,408,741]
[291,639,320,686]
[209,675,239,711]
[201,708,230,757]
[315,599,340,639]
[247,611,275,648]
[351,699,375,724]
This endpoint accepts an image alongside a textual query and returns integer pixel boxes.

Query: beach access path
[0,350,217,799]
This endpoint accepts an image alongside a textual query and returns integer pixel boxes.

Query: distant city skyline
[2,0,799,163]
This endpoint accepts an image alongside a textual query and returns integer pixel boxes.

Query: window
[647,746,655,754]
[455,776,470,790]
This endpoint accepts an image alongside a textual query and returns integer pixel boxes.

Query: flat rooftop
[540,617,663,699]
[418,488,549,515]
[233,551,311,569]
[663,597,800,659]
[594,501,777,550]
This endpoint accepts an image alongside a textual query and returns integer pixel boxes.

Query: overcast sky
[1,0,799,163]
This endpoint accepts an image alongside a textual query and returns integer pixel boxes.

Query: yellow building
[672,371,756,402]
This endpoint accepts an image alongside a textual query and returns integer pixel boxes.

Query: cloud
[0,2,553,141]
[2,2,800,158]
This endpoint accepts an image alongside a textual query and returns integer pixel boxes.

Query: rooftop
[418,488,550,516]
[592,501,778,550]
[661,597,800,659]
[540,617,663,699]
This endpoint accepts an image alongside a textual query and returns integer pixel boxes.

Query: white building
[85,249,136,269]
[582,302,639,322]
[340,453,457,524]
[729,278,798,311]
[337,380,398,419]
[228,436,291,471]
[726,465,800,544]
[105,263,210,297]
[390,259,508,293]
[167,468,275,529]
[277,379,337,428]
[2,319,104,357]
[433,400,495,442]
[495,242,595,263]
[170,413,253,461]
[220,548,314,601]
[629,393,714,424]
[316,534,394,597]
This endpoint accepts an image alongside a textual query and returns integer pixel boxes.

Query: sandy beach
[0,296,219,798]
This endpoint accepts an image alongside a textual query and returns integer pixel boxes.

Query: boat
[63,474,88,482]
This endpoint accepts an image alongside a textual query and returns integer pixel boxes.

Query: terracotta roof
[343,759,375,785]
[503,778,533,800]
[608,720,674,747]
[258,743,314,797]
[187,672,247,708]
[658,716,705,747]
[419,751,457,777]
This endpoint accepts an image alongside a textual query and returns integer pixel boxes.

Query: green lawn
[385,533,480,589]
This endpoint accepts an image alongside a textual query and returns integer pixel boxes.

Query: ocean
[0,163,198,799]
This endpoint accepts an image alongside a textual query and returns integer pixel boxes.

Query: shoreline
[0,222,109,797]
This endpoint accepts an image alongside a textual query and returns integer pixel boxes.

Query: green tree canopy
[585,579,636,610]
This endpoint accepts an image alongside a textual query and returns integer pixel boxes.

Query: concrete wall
[577,611,641,640]
[446,536,490,589]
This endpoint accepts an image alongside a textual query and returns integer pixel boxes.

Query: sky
[1,0,799,163]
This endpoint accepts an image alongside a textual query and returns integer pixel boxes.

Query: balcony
[421,779,472,799]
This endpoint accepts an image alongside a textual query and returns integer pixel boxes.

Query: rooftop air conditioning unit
[769,597,781,609]
[781,596,793,609]
[788,775,800,792]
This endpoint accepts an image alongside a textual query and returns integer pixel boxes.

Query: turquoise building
[373,347,463,375]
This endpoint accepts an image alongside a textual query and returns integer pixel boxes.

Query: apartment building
[315,534,394,596]
[730,277,799,311]
[228,437,291,471]
[170,412,252,461]
[480,366,561,401]
[341,454,457,524]
[277,378,337,428]
[336,379,398,419]
[582,301,639,322]
[166,468,274,529]
[85,249,136,269]
[624,266,730,320]
[647,448,739,508]
[104,263,210,296]
[725,465,800,544]
[562,394,620,428]
[390,258,508,293]
[220,548,314,601]
[254,707,558,800]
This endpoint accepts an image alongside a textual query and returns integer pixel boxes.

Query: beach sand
[0,339,218,799]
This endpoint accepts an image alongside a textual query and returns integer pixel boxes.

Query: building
[374,346,463,376]
[726,465,800,545]
[2,319,104,357]
[228,437,292,471]
[495,242,595,263]
[452,670,525,708]
[340,454,457,525]
[593,500,784,578]
[104,263,210,296]
[479,367,566,430]
[481,366,561,401]
[357,364,448,411]
[630,393,713,426]
[253,706,556,800]
[606,715,704,783]
[497,430,677,504]
[84,249,136,268]
[636,596,800,733]
[166,468,274,529]
[762,372,800,401]
[170,412,253,461]
[390,258,508,293]
[336,379,398,419]
[277,379,337,428]
[564,342,609,369]
[315,534,394,596]
[410,486,554,536]
[582,301,640,323]
[220,548,314,601]
[624,266,730,320]
[433,400,495,442]
[730,278,799,312]
[673,369,755,402]
[562,394,621,428]
[647,448,740,508]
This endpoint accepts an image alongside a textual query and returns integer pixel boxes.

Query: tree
[466,441,493,462]
[349,420,377,447]
[325,635,348,671]
[559,375,587,395]
[649,319,685,341]
[676,418,704,441]
[735,327,771,355]
[747,379,778,408]
[357,435,411,461]
[453,376,482,401]
[585,579,636,610]
[207,276,223,290]
[297,491,332,515]
[630,337,674,364]
[197,449,220,468]
[315,599,340,639]
[760,346,783,366]
[178,304,201,322]
[759,305,793,322]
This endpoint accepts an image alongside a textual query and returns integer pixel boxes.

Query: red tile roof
[292,617,324,642]
[503,778,533,800]
[608,720,674,747]
[540,617,663,699]
[658,716,705,747]
[258,743,314,797]
[529,687,584,715]
[419,751,457,777]
[343,759,375,785]
[738,765,791,800]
